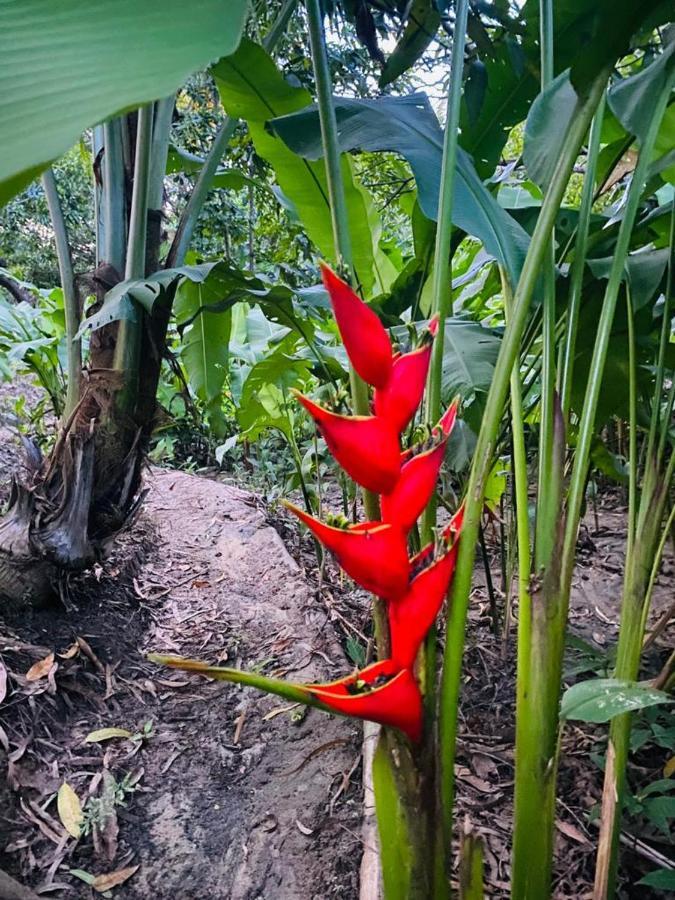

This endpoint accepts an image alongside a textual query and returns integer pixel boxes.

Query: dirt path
[1,469,362,898]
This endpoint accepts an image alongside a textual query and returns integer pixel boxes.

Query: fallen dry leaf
[84,727,133,744]
[58,642,80,659]
[26,652,55,681]
[57,782,83,838]
[92,865,139,892]
[0,660,7,703]
[555,819,589,845]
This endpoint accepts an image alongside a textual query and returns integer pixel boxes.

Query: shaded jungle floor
[0,389,673,899]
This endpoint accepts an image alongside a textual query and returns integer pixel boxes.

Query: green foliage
[0,0,249,202]
[0,145,94,285]
[270,93,530,285]
[560,679,672,723]
[212,38,393,296]
[0,282,67,416]
[379,0,440,88]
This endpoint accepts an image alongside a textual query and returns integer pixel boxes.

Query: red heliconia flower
[307,659,423,742]
[284,502,410,599]
[320,263,393,389]
[373,316,439,434]
[293,391,400,494]
[389,538,460,670]
[381,401,459,531]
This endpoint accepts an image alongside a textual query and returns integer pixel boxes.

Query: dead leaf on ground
[0,660,7,703]
[26,652,55,681]
[555,819,590,845]
[91,865,139,892]
[84,727,133,744]
[57,782,83,838]
[58,642,80,659]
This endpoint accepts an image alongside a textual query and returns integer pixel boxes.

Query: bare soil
[0,467,362,899]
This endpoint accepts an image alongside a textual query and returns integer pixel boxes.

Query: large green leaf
[560,678,672,723]
[379,0,440,87]
[211,38,392,296]
[391,316,501,403]
[459,0,671,177]
[0,0,248,203]
[523,70,579,189]
[270,94,530,285]
[440,318,501,402]
[587,247,670,310]
[174,280,232,438]
[608,40,675,145]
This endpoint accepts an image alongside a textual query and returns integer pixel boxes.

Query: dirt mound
[0,469,362,899]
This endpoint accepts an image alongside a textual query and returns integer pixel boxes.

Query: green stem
[594,463,673,900]
[534,0,556,571]
[560,78,673,598]
[148,95,174,212]
[437,68,610,885]
[502,264,533,777]
[41,169,81,417]
[102,118,127,273]
[92,125,105,266]
[113,104,154,412]
[166,0,298,268]
[149,654,325,708]
[559,97,605,417]
[421,0,470,542]
[524,73,674,900]
[647,194,675,464]
[626,285,637,560]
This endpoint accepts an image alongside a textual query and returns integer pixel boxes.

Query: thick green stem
[502,265,533,830]
[559,98,605,416]
[166,0,298,268]
[518,75,674,900]
[41,169,82,418]
[626,286,637,559]
[594,467,672,900]
[92,125,105,266]
[102,119,126,273]
[148,96,174,212]
[436,69,609,885]
[647,195,675,464]
[534,0,557,572]
[113,105,154,413]
[560,79,673,598]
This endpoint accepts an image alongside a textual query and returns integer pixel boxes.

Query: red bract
[373,316,439,434]
[293,391,400,494]
[284,503,410,599]
[381,440,446,532]
[389,539,460,670]
[320,263,393,389]
[307,659,423,742]
[381,402,459,531]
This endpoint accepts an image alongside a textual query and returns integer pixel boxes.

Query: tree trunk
[0,260,169,607]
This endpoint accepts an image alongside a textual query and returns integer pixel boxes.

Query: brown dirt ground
[0,462,362,899]
[0,379,673,899]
